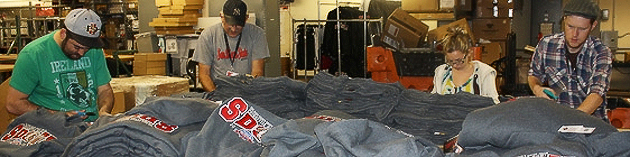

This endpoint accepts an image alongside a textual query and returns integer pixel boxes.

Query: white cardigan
[431,61,500,104]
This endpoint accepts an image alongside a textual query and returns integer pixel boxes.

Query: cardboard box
[134,53,167,75]
[149,17,198,27]
[472,18,511,41]
[171,0,204,6]
[110,90,130,114]
[164,5,203,10]
[480,41,505,65]
[134,53,167,62]
[159,13,202,19]
[110,76,190,107]
[381,9,429,49]
[157,8,200,15]
[402,0,438,12]
[427,18,475,44]
[153,26,196,35]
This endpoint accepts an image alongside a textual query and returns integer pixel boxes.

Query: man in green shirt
[5,9,113,121]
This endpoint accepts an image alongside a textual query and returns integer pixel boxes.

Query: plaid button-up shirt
[529,33,612,122]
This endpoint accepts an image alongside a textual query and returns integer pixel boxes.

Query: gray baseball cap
[64,9,104,48]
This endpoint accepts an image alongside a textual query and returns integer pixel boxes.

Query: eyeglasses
[446,54,467,66]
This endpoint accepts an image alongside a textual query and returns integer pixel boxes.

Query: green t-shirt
[9,30,111,121]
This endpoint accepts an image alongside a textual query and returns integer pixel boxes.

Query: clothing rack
[290,0,383,80]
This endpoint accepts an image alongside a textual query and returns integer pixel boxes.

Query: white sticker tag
[558,125,595,134]
[226,71,239,76]
[165,38,178,53]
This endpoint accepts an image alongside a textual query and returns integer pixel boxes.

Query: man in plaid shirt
[528,0,612,122]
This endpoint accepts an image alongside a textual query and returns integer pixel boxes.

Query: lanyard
[223,32,242,67]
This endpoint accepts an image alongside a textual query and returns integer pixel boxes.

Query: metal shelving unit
[85,0,138,50]
[0,2,70,54]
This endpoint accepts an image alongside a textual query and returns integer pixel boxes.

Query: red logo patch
[219,97,273,144]
[0,123,57,146]
[116,114,179,133]
[85,22,100,35]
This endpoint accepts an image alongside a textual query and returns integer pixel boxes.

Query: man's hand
[528,75,556,100]
[536,86,557,100]
[63,110,89,120]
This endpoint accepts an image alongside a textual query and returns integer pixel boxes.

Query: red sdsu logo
[0,123,57,146]
[116,114,179,133]
[219,97,273,144]
[217,48,249,60]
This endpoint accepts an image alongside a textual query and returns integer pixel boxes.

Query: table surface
[106,55,134,62]
[0,64,14,73]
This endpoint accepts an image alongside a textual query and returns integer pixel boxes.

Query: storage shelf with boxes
[150,0,204,35]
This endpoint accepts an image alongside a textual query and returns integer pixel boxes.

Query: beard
[61,37,83,60]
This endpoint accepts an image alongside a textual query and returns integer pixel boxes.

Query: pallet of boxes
[109,53,189,113]
[150,0,204,35]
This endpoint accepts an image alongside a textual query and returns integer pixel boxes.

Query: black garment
[321,7,371,77]
[295,24,322,70]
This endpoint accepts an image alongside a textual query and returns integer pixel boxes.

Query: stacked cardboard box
[133,53,167,76]
[149,0,203,35]
[381,9,429,49]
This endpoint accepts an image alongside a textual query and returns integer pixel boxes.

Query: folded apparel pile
[305,72,405,122]
[0,109,88,156]
[183,97,289,156]
[388,89,493,144]
[62,97,218,156]
[455,97,630,157]
[209,75,310,119]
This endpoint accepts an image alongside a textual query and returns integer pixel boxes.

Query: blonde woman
[431,27,500,104]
